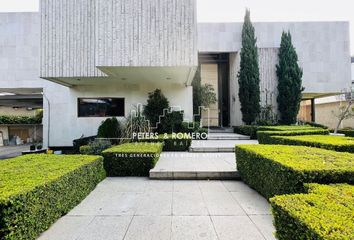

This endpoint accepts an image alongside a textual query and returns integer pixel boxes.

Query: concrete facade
[0,2,352,146]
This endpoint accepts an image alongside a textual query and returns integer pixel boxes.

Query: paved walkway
[190,140,258,152]
[0,145,29,159]
[150,152,238,179]
[38,178,275,240]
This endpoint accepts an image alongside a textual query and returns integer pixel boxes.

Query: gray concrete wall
[40,0,198,78]
[199,22,352,95]
[0,13,43,89]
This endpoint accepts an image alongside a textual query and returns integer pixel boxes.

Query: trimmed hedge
[159,134,192,151]
[234,125,258,139]
[102,142,163,176]
[0,115,42,125]
[234,125,324,140]
[235,144,354,199]
[266,135,354,153]
[0,154,105,240]
[337,129,354,137]
[257,129,329,144]
[270,184,354,240]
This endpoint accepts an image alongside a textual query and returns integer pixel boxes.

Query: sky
[0,0,353,55]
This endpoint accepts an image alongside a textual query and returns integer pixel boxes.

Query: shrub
[266,135,354,153]
[159,134,192,151]
[298,121,328,129]
[337,128,354,137]
[235,144,354,199]
[102,142,163,176]
[257,129,329,144]
[73,135,96,153]
[0,115,42,125]
[181,121,200,134]
[157,111,183,134]
[144,89,169,126]
[270,183,354,240]
[233,125,259,139]
[97,117,122,140]
[0,154,105,240]
[79,139,112,155]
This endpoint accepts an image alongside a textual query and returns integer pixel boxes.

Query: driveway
[0,145,29,159]
[38,178,276,240]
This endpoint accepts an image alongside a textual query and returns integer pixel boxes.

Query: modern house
[0,0,352,148]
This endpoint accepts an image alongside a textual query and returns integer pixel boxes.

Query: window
[78,98,124,117]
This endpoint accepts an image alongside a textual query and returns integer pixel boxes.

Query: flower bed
[266,135,354,153]
[102,142,163,176]
[270,183,354,240]
[235,144,354,199]
[0,154,105,240]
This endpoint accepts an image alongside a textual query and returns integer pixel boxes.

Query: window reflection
[78,98,124,117]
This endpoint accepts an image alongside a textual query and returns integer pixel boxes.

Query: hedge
[266,135,354,153]
[234,125,324,140]
[235,144,354,199]
[102,142,163,176]
[0,154,105,240]
[257,129,329,144]
[270,183,354,240]
[0,115,42,125]
[337,129,354,137]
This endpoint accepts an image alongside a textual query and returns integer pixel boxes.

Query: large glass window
[78,98,124,117]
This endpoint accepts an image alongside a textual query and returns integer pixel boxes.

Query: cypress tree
[276,31,304,124]
[238,9,260,125]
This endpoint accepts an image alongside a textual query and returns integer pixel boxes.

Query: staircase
[149,128,258,180]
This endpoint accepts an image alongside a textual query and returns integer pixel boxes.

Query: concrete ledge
[189,147,235,152]
[150,170,240,180]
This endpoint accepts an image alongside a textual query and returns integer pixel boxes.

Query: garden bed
[0,154,105,240]
[270,183,354,240]
[102,142,163,176]
[266,134,354,153]
[235,144,354,199]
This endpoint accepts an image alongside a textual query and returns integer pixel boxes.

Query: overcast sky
[0,0,353,55]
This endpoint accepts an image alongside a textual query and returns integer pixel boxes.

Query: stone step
[208,128,234,133]
[150,170,240,180]
[207,133,250,140]
[189,147,235,152]
[149,152,238,180]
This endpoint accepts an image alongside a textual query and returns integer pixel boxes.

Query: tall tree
[276,31,304,124]
[238,9,260,125]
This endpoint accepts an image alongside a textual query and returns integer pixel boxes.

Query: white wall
[44,83,193,147]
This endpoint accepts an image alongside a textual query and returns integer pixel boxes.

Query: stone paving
[190,139,258,152]
[38,177,276,240]
[150,152,239,179]
[0,145,29,159]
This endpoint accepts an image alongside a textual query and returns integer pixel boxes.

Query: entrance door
[200,64,219,127]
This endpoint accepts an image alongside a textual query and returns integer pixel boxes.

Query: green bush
[337,129,354,137]
[0,154,105,240]
[266,135,354,153]
[270,183,354,240]
[235,144,354,199]
[102,142,163,176]
[233,125,259,139]
[97,117,122,140]
[257,129,329,144]
[159,134,192,151]
[157,111,183,134]
[143,89,169,126]
[0,115,42,125]
[79,139,112,155]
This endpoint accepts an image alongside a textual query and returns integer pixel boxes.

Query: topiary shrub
[102,142,163,176]
[97,117,122,141]
[265,135,354,153]
[157,110,184,134]
[143,89,169,127]
[79,139,112,155]
[270,183,354,240]
[235,144,354,199]
[233,125,259,139]
[0,154,105,240]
